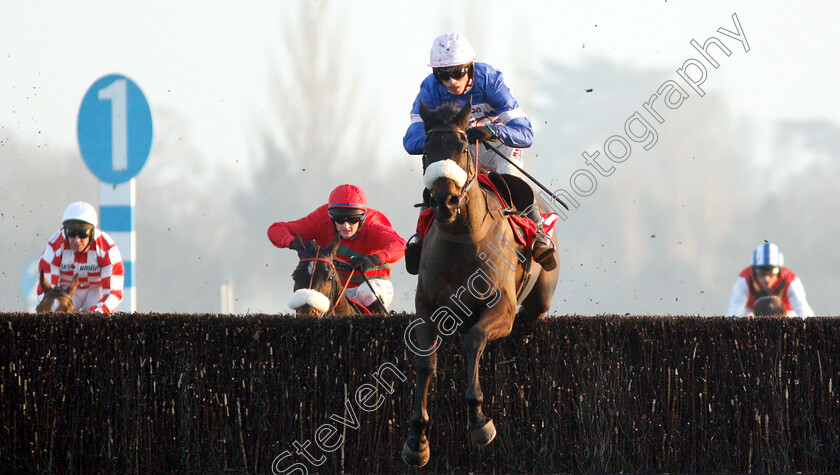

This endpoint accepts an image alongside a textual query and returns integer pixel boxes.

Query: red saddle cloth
[416,174,558,248]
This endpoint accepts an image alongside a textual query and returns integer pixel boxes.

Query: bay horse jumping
[402,99,561,466]
[35,269,78,313]
[287,233,369,317]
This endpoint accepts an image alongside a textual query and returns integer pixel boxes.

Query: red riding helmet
[327,184,368,218]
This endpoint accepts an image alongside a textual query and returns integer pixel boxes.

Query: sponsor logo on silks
[60,263,100,272]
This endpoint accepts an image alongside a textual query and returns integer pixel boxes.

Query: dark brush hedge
[1,313,839,473]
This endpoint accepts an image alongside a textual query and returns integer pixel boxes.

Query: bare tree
[234,2,393,312]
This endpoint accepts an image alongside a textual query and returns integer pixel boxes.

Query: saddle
[482,171,531,212]
[478,172,557,247]
[415,172,557,248]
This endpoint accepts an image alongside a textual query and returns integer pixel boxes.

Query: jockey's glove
[466,124,497,143]
[350,253,382,271]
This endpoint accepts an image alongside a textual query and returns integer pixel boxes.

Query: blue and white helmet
[751,242,783,269]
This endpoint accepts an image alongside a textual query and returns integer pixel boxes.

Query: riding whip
[359,271,389,314]
[479,141,570,211]
[335,260,388,314]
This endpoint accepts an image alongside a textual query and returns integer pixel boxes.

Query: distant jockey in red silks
[727,242,815,317]
[268,184,406,312]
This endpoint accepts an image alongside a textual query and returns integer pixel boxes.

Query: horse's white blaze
[288,288,331,313]
[424,159,467,189]
[50,299,60,312]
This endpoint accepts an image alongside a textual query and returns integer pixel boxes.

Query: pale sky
[2,1,838,314]
[3,1,836,167]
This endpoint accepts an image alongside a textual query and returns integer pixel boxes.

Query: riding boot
[525,205,557,271]
[405,190,431,276]
[404,233,423,275]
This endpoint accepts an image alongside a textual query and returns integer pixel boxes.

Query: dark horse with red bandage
[402,99,561,467]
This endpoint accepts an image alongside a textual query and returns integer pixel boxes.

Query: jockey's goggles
[434,65,469,82]
[65,228,91,239]
[331,215,364,225]
[753,266,780,277]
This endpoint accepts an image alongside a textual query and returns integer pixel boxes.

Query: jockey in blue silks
[402,32,556,275]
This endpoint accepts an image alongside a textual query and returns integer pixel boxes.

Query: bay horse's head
[35,269,77,313]
[753,295,786,317]
[420,98,474,224]
[288,233,343,317]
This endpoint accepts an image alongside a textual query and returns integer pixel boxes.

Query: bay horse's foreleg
[516,264,560,326]
[402,319,439,467]
[462,310,513,448]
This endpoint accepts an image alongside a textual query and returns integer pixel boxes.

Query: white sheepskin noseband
[423,159,467,190]
[288,289,331,314]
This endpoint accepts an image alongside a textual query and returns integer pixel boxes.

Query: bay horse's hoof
[402,437,430,467]
[469,418,497,448]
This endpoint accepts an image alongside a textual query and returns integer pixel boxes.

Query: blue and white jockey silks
[403,62,534,178]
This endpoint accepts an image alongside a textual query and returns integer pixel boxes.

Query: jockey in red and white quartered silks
[37,202,125,313]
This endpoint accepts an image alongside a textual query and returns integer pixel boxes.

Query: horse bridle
[424,125,479,202]
[41,288,75,311]
[298,250,355,317]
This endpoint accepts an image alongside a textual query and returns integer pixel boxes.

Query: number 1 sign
[77,74,152,184]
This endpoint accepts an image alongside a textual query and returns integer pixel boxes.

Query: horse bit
[298,249,354,316]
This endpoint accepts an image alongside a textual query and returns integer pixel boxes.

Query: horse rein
[298,252,355,316]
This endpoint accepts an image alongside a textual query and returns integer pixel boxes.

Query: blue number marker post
[77,74,153,312]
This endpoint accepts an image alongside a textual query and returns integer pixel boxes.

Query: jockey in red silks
[402,32,556,275]
[37,201,125,313]
[267,184,406,311]
[726,242,815,317]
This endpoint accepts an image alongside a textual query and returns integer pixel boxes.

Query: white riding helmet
[429,33,476,68]
[62,201,98,228]
[751,242,783,268]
